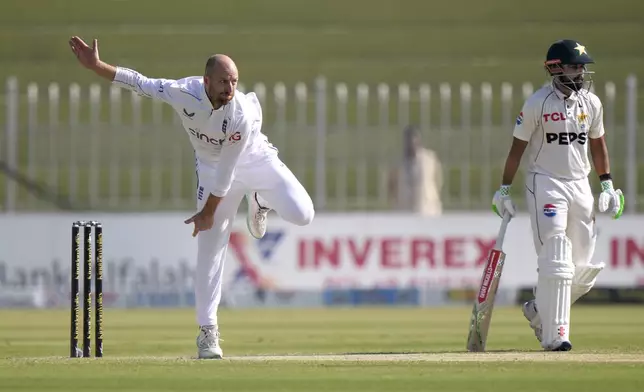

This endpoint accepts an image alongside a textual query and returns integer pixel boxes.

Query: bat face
[466,249,506,352]
[478,249,505,304]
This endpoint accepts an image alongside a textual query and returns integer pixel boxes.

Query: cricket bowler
[492,39,624,351]
[69,36,315,359]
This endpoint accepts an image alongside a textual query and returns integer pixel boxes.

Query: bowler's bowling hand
[184,194,221,237]
[184,209,215,237]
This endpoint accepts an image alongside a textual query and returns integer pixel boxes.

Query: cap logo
[574,43,587,55]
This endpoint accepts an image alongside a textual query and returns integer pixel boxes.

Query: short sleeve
[588,95,605,139]
[512,100,538,141]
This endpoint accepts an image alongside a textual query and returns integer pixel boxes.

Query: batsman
[493,39,624,351]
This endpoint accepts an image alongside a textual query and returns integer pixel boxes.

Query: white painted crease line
[7,353,644,363]
[224,353,644,363]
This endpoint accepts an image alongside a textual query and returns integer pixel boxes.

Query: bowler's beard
[206,87,233,109]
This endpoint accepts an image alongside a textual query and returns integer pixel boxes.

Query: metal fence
[1,75,639,212]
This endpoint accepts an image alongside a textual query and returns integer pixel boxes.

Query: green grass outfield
[2,0,642,120]
[1,306,643,391]
[1,0,643,88]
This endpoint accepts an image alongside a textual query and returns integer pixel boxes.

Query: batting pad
[571,262,605,304]
[536,234,574,349]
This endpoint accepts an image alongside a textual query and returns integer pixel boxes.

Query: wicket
[70,220,104,358]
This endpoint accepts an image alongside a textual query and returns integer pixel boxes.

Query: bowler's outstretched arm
[69,36,181,105]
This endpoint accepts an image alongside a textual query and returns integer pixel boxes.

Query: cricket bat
[466,212,512,352]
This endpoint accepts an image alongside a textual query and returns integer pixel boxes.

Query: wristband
[599,173,612,182]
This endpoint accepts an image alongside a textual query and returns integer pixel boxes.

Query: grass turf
[1,0,643,88]
[1,306,643,391]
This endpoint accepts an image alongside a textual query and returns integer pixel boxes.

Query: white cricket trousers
[524,172,597,267]
[194,156,314,326]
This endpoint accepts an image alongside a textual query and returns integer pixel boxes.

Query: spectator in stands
[388,125,443,216]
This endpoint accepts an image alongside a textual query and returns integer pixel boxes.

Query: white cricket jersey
[112,67,276,197]
[513,83,605,180]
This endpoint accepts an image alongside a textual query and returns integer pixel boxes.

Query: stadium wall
[0,212,643,308]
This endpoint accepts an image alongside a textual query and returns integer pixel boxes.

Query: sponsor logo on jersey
[545,132,588,145]
[516,112,523,125]
[228,131,242,143]
[543,112,566,122]
[182,108,195,119]
[543,203,557,217]
[189,128,224,145]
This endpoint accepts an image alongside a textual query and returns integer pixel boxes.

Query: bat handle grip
[495,212,512,249]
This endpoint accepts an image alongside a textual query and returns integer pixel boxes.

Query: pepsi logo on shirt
[543,204,557,217]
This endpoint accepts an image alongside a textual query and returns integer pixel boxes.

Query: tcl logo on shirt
[546,132,588,145]
[543,112,567,122]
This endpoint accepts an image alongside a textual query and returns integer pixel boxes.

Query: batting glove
[492,185,516,219]
[598,180,624,219]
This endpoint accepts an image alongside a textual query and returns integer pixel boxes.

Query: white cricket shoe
[246,192,270,239]
[196,325,223,359]
[522,300,543,343]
